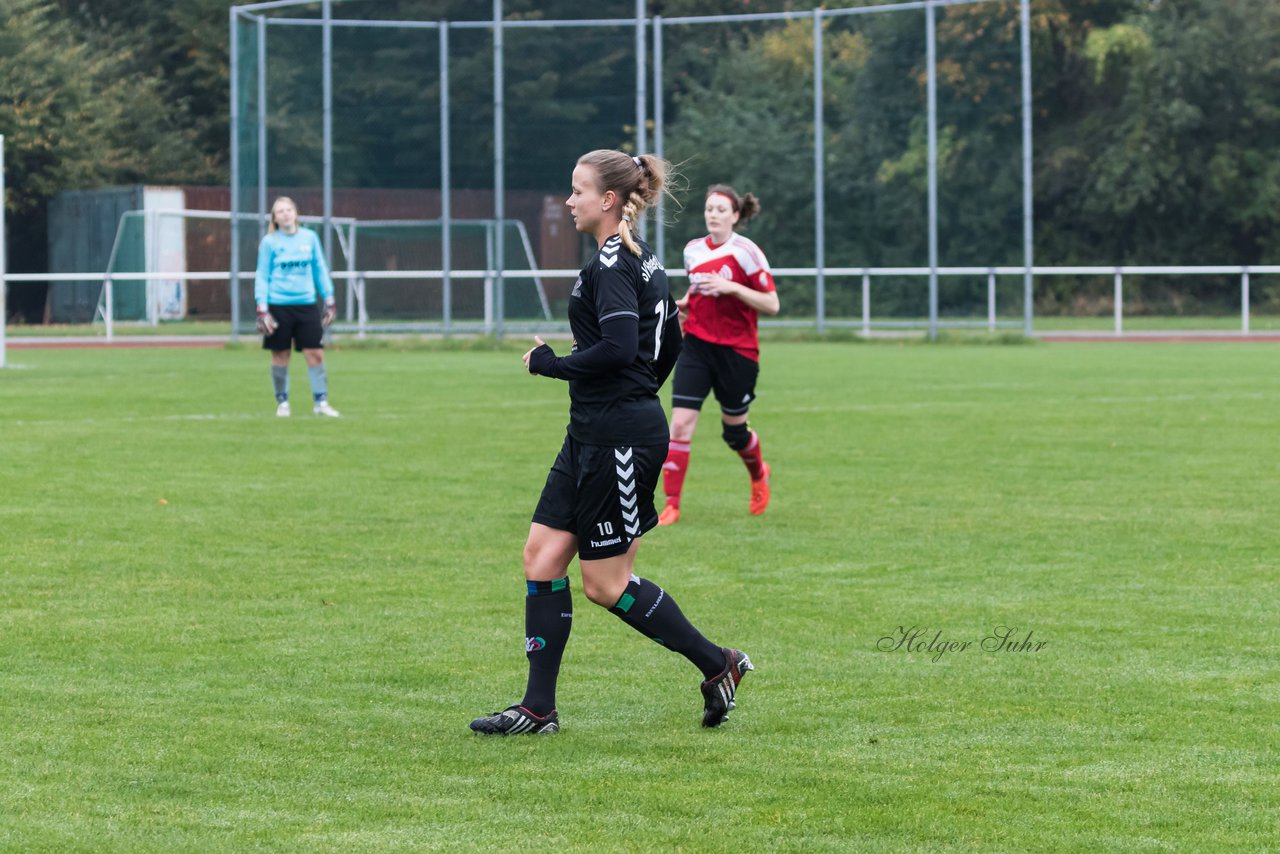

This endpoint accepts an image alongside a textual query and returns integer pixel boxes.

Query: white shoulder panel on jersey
[730,234,771,274]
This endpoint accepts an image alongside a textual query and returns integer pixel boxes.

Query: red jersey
[682,233,775,361]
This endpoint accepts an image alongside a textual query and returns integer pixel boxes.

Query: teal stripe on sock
[528,577,571,597]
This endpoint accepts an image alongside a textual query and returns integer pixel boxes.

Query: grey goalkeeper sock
[271,365,289,403]
[307,363,328,403]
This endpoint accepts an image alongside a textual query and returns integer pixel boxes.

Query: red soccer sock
[662,441,691,508]
[738,431,767,481]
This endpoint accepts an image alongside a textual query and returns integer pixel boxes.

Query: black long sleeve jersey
[555,233,682,446]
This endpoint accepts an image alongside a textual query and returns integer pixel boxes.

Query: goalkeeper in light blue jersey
[253,196,341,417]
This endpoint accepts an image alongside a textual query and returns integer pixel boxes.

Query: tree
[1072,0,1280,264]
[0,0,210,304]
[53,0,230,179]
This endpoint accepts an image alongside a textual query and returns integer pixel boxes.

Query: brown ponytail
[706,184,761,225]
[577,150,674,256]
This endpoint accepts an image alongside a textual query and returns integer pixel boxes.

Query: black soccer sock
[520,577,573,717]
[609,575,725,679]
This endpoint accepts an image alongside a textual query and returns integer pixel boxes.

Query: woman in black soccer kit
[470,150,753,736]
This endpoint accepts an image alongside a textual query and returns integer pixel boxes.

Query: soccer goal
[334,218,553,331]
[89,208,551,332]
[88,208,356,327]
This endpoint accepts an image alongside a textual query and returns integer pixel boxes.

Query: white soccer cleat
[313,401,341,417]
[276,401,291,417]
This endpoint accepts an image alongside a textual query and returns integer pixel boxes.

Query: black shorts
[262,303,324,352]
[532,434,665,560]
[670,333,760,416]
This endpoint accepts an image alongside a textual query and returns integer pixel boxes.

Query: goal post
[341,218,553,327]
[89,208,553,332]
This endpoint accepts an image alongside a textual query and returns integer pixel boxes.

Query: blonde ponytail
[618,191,646,256]
[577,150,676,256]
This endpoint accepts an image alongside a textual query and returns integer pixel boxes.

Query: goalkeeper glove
[322,299,337,328]
[255,305,278,335]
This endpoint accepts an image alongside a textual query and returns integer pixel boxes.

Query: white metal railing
[2,265,1279,344]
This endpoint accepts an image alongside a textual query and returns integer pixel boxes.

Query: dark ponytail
[706,184,761,225]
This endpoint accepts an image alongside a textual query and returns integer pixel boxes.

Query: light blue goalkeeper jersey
[254,228,334,307]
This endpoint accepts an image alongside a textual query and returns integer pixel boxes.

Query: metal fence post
[229,8,241,341]
[322,0,334,269]
[492,0,505,341]
[345,223,356,321]
[257,14,268,240]
[146,210,157,326]
[1241,269,1250,334]
[1020,0,1034,336]
[813,9,826,335]
[635,0,646,155]
[484,222,495,334]
[926,1,939,340]
[653,15,665,264]
[635,0,647,238]
[1114,269,1123,335]
[441,21,452,336]
[103,274,114,342]
[357,272,368,339]
[861,271,870,337]
[988,269,996,332]
[0,134,6,369]
[346,223,357,322]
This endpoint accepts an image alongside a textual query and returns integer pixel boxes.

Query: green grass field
[2,340,1277,851]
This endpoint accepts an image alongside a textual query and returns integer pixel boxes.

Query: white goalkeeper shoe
[313,401,341,418]
[276,401,291,417]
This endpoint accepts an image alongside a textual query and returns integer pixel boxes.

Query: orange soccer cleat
[657,504,681,526]
[749,462,771,515]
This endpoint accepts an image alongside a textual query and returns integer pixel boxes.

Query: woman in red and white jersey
[658,184,780,526]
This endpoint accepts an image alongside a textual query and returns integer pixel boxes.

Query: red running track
[7,337,228,349]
